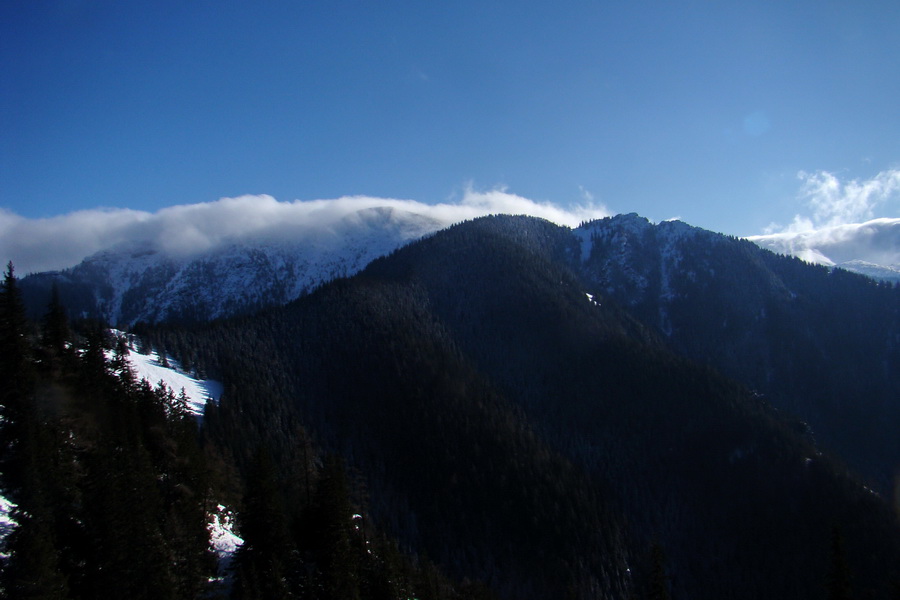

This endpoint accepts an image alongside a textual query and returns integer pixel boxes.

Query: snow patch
[208,504,243,569]
[0,494,16,560]
[573,228,594,262]
[126,350,222,417]
[109,331,223,417]
[207,504,243,591]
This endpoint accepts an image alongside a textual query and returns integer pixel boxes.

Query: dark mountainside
[4,214,900,599]
[0,265,495,600]
[145,215,900,599]
[575,214,900,494]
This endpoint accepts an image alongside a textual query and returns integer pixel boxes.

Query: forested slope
[146,216,900,599]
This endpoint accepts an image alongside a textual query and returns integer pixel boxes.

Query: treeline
[0,264,497,600]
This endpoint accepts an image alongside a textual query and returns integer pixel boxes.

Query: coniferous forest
[0,264,495,600]
[4,215,900,599]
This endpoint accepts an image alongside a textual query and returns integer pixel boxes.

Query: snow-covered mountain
[21,206,446,325]
[21,209,898,329]
[746,217,900,282]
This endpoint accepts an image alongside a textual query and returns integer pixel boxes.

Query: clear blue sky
[2,0,899,236]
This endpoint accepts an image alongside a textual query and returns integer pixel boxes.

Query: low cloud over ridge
[1,187,609,274]
[748,217,900,267]
[748,169,900,268]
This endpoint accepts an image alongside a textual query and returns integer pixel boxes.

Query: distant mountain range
[9,211,900,599]
[19,211,900,327]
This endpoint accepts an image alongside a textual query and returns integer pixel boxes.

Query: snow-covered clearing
[125,349,223,417]
[109,331,223,418]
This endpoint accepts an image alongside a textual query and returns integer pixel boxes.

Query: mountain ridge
[20,206,445,325]
[144,214,900,599]
[19,210,900,326]
[6,213,900,598]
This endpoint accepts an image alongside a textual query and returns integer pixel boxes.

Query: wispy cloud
[0,187,609,274]
[749,168,900,267]
[766,168,900,234]
[748,217,900,267]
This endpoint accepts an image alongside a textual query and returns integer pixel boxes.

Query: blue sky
[2,0,899,244]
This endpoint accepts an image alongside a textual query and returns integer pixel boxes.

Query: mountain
[833,258,900,281]
[19,206,445,325]
[21,209,900,490]
[10,212,900,598]
[21,212,900,329]
[574,213,900,492]
[142,214,900,599]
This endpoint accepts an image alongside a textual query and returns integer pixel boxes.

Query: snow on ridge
[59,206,448,325]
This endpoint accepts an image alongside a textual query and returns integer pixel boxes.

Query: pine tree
[826,526,853,600]
[0,264,70,598]
[232,448,293,600]
[0,262,35,495]
[313,455,360,600]
[2,514,70,600]
[40,283,70,361]
[647,542,671,600]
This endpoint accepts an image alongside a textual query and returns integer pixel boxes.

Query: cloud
[749,169,900,267]
[0,188,609,274]
[747,218,900,267]
[769,169,900,234]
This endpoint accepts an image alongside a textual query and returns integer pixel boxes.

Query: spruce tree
[232,448,293,600]
[0,262,35,495]
[647,542,671,600]
[826,526,853,600]
[2,515,70,600]
[40,283,70,361]
[313,455,360,600]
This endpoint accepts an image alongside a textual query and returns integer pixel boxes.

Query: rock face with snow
[20,207,445,325]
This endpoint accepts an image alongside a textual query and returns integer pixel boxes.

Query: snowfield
[125,349,223,417]
[110,332,223,417]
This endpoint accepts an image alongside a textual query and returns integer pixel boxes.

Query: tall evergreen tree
[647,542,671,600]
[312,455,360,600]
[0,262,35,496]
[2,515,70,600]
[40,283,70,360]
[826,526,853,600]
[232,448,293,600]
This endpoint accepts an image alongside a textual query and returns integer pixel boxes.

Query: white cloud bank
[748,169,900,269]
[0,187,609,274]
